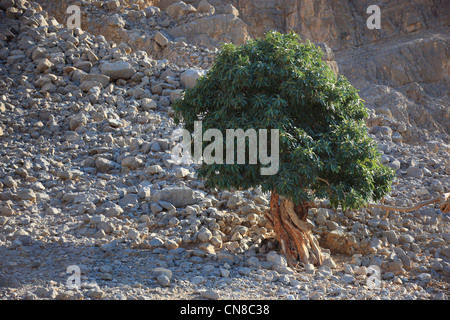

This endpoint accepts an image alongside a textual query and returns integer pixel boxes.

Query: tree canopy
[173,31,395,211]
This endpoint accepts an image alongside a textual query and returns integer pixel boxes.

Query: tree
[173,31,395,265]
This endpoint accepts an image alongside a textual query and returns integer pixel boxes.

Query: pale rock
[152,186,197,207]
[166,1,197,19]
[141,98,158,111]
[74,60,92,73]
[100,61,136,80]
[104,204,123,217]
[175,167,189,179]
[17,189,36,201]
[146,165,163,175]
[197,226,213,242]
[36,58,53,72]
[80,80,103,92]
[406,166,423,179]
[223,3,239,16]
[154,31,169,47]
[81,74,110,87]
[180,67,206,88]
[95,157,118,173]
[197,0,215,14]
[4,176,17,189]
[121,156,143,170]
[69,113,88,131]
[107,14,125,28]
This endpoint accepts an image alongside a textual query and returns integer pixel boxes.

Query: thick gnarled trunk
[264,192,323,266]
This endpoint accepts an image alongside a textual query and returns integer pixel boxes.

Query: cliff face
[218,0,449,142]
[221,0,448,49]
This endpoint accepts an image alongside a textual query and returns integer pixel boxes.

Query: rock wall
[218,0,450,142]
[221,0,449,49]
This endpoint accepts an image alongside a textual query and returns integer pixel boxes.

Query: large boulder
[81,74,111,87]
[100,61,136,80]
[180,67,207,88]
[197,0,215,15]
[152,186,197,207]
[166,1,197,19]
[167,14,250,47]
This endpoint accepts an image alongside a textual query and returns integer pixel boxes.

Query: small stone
[165,239,179,250]
[309,291,323,300]
[416,273,431,281]
[127,229,140,240]
[154,31,169,47]
[141,98,158,111]
[344,264,353,274]
[121,156,143,169]
[238,267,252,276]
[36,58,53,72]
[322,257,336,269]
[191,275,206,285]
[197,226,213,242]
[104,204,123,217]
[146,164,163,175]
[152,267,172,279]
[80,80,102,92]
[87,289,105,299]
[433,292,447,300]
[340,274,355,284]
[318,266,332,277]
[430,261,443,271]
[406,166,423,179]
[93,229,106,239]
[168,217,180,227]
[151,203,163,214]
[17,189,36,201]
[385,230,399,245]
[266,251,287,267]
[81,74,110,87]
[200,289,220,300]
[156,275,171,287]
[399,234,414,244]
[354,266,367,276]
[69,113,88,131]
[4,176,17,188]
[304,263,315,274]
[220,268,230,277]
[175,167,190,179]
[148,237,165,248]
[223,3,239,16]
[95,157,117,173]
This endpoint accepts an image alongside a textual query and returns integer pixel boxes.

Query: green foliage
[173,31,395,211]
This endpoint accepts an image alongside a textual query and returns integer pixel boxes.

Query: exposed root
[367,192,450,218]
[263,192,323,266]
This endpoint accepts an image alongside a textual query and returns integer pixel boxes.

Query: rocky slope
[0,0,449,300]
